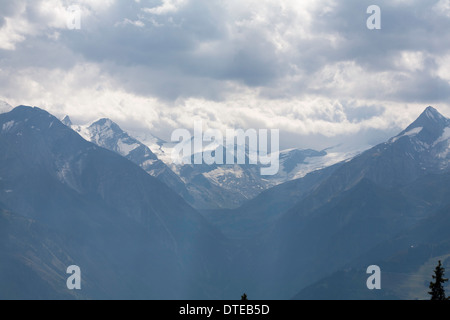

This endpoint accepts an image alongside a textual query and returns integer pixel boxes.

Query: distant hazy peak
[92,118,113,125]
[89,118,120,131]
[61,115,73,127]
[88,119,130,144]
[0,100,12,114]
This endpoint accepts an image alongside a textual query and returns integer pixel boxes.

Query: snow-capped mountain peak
[83,118,145,157]
[61,116,189,203]
[404,106,448,132]
[390,106,449,146]
[385,106,450,171]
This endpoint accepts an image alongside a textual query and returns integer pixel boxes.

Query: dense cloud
[0,0,450,149]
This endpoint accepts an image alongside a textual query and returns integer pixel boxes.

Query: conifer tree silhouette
[429,260,449,300]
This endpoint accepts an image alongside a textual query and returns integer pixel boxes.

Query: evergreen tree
[429,260,448,300]
[241,293,248,301]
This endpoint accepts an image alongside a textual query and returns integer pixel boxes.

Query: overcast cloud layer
[1,0,450,150]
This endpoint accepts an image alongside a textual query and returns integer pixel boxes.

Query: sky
[1,0,450,150]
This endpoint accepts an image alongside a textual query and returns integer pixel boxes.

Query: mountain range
[63,116,351,210]
[0,104,449,299]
